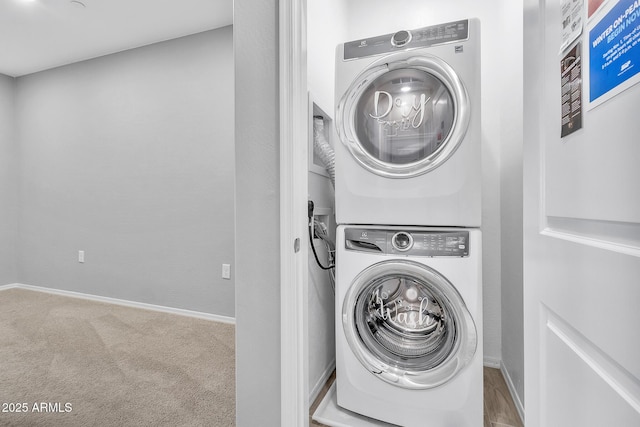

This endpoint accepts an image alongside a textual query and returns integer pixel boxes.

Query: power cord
[308,200,335,270]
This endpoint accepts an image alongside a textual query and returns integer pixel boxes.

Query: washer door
[336,55,470,178]
[342,260,477,389]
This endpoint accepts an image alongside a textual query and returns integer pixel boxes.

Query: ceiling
[0,0,233,77]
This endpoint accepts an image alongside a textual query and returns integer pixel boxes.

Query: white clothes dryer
[334,19,481,227]
[335,225,483,426]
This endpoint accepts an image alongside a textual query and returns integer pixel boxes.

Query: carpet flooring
[0,288,235,426]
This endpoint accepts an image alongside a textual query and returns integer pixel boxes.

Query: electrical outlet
[78,250,85,263]
[222,264,231,280]
[313,214,329,239]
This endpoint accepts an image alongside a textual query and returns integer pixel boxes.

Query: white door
[523,1,640,426]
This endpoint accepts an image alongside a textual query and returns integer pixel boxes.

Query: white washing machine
[334,19,481,227]
[335,225,483,426]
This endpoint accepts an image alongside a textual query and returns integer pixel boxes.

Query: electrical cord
[314,220,336,291]
[308,200,335,271]
[308,224,334,270]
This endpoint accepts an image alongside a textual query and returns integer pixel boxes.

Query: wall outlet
[313,214,329,239]
[78,250,85,263]
[222,263,231,280]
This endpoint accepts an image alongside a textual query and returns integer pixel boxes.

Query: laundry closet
[306,0,524,425]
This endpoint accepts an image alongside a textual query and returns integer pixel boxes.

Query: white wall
[342,0,522,368]
[0,74,17,285]
[499,0,525,410]
[234,0,281,425]
[307,172,336,403]
[308,0,348,116]
[14,28,235,316]
[307,0,348,404]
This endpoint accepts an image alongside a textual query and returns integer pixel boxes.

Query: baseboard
[500,361,525,424]
[483,356,501,369]
[1,283,235,325]
[309,360,336,406]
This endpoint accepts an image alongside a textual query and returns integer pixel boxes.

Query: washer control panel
[345,228,469,257]
[343,19,469,60]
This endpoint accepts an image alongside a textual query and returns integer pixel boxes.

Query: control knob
[391,30,412,47]
[392,231,413,252]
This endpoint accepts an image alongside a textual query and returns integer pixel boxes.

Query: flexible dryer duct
[313,117,335,188]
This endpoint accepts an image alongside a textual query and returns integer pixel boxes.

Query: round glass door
[342,260,476,389]
[336,55,470,178]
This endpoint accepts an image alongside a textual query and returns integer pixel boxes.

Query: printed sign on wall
[589,0,640,106]
[561,0,584,52]
[561,42,583,137]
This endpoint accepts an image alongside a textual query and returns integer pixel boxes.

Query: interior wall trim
[501,360,525,424]
[308,360,335,407]
[0,283,236,324]
[483,356,501,369]
[279,0,309,425]
[0,284,20,291]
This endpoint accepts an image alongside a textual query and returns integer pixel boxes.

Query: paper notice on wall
[588,0,640,108]
[561,42,583,137]
[561,0,585,52]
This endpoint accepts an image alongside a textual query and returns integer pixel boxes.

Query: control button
[392,232,413,252]
[391,30,412,47]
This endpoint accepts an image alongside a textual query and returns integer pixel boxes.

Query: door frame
[279,0,309,426]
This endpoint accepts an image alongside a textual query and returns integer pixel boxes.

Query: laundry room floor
[310,367,523,427]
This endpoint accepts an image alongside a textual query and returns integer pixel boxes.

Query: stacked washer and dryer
[332,19,483,426]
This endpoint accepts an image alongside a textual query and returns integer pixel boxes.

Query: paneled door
[523,0,640,426]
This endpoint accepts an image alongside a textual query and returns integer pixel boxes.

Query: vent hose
[313,117,335,188]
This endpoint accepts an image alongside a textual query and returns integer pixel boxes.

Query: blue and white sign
[589,0,640,104]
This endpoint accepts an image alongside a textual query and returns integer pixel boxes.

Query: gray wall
[14,27,235,316]
[0,74,17,285]
[234,1,281,426]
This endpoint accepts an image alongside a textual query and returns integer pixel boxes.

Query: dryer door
[336,55,470,178]
[342,259,477,389]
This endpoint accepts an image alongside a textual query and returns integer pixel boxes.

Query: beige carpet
[0,288,235,426]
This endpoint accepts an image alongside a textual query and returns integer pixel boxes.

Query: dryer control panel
[344,228,469,257]
[343,19,469,60]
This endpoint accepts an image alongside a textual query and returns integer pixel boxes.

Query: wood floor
[310,367,523,427]
[483,367,523,427]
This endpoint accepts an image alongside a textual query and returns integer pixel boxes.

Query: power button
[391,30,412,47]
